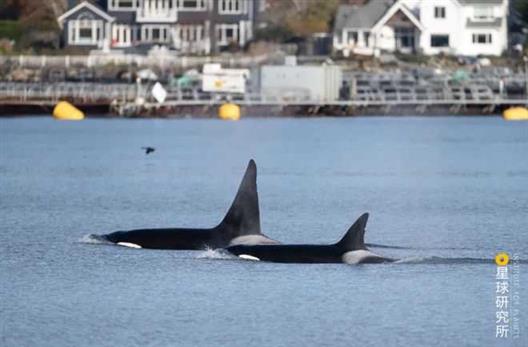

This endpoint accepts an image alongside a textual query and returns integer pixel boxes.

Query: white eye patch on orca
[238,254,260,261]
[117,242,142,249]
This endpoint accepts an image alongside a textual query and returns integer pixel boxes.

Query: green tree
[2,0,67,50]
[286,0,339,37]
[261,0,340,40]
[514,0,528,25]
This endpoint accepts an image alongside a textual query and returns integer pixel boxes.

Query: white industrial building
[260,58,343,101]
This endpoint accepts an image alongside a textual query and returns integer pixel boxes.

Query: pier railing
[1,82,526,114]
[0,82,137,104]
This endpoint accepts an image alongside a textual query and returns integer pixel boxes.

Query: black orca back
[226,213,371,263]
[100,160,269,250]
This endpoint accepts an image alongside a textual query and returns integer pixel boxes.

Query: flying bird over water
[141,147,155,155]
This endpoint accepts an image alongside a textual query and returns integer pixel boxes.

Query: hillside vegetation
[0,0,67,51]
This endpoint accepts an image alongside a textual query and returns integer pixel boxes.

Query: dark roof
[334,1,394,32]
[68,0,107,9]
[58,1,114,23]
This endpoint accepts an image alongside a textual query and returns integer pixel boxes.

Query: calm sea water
[1,116,527,347]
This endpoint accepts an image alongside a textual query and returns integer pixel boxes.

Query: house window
[140,25,170,43]
[474,6,493,21]
[78,13,93,21]
[395,27,415,49]
[434,6,446,19]
[79,28,92,39]
[347,31,358,44]
[179,0,207,10]
[69,19,103,45]
[219,0,247,15]
[226,28,234,39]
[179,25,202,42]
[216,24,238,45]
[363,32,370,47]
[152,28,160,40]
[112,24,133,46]
[472,33,492,44]
[110,0,138,10]
[431,35,449,47]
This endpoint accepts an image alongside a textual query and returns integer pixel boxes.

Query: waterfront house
[57,0,265,54]
[333,0,509,57]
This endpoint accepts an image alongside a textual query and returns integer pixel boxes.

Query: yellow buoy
[495,252,509,266]
[218,103,241,121]
[53,101,84,120]
[503,107,528,121]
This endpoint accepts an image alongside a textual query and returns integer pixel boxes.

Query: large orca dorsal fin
[336,213,369,251]
[217,160,261,237]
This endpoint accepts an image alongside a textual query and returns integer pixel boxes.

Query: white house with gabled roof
[58,1,115,50]
[333,0,509,57]
[57,0,264,54]
[333,0,424,56]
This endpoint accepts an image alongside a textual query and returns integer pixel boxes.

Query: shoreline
[0,112,505,119]
[0,103,516,118]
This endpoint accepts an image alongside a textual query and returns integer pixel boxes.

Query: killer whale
[98,160,278,250]
[225,213,394,264]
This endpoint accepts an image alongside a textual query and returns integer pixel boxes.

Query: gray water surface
[1,117,527,346]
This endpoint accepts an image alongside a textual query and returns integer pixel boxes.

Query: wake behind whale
[196,251,524,266]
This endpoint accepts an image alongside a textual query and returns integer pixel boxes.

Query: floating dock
[1,82,526,117]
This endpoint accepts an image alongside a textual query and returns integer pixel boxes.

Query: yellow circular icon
[214,80,224,88]
[495,252,509,266]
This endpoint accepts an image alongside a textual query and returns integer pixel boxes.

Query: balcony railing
[136,7,177,22]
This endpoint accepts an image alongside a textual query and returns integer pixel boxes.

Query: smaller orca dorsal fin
[217,160,261,238]
[336,213,369,251]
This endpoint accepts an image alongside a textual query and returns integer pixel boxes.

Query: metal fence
[1,82,526,107]
[0,82,137,103]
